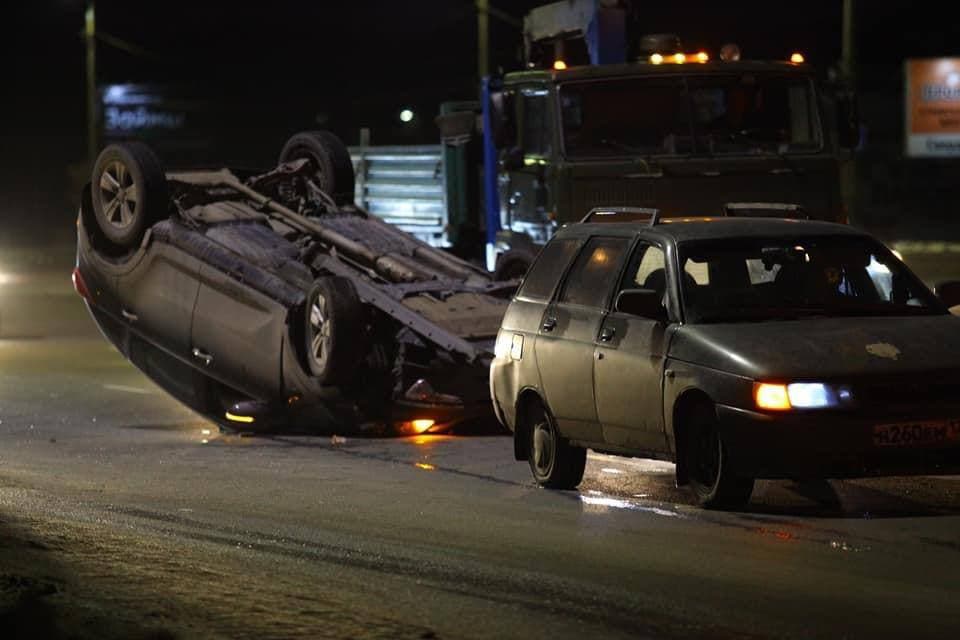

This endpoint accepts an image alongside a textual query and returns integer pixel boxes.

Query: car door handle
[121,309,138,323]
[192,348,213,366]
[541,316,557,332]
[599,326,616,342]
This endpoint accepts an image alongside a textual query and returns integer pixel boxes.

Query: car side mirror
[500,146,524,172]
[490,89,516,149]
[615,288,666,321]
[836,92,861,150]
[935,281,960,309]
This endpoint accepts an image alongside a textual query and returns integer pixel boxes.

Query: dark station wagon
[490,209,960,508]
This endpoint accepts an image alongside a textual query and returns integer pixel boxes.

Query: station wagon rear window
[518,237,581,301]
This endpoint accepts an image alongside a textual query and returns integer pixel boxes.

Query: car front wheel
[528,402,586,490]
[686,404,754,510]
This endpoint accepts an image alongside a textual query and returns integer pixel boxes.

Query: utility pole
[85,1,97,168]
[840,0,857,224]
[841,0,855,83]
[477,0,489,81]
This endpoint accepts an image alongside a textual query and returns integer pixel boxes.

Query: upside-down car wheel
[278,130,356,206]
[304,276,364,385]
[90,141,168,250]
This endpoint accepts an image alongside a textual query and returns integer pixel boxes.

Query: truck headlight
[754,382,852,410]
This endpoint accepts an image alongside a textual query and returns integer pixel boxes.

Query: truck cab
[490,58,857,276]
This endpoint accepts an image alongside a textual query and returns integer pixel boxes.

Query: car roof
[553,217,867,244]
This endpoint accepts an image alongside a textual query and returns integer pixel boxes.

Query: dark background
[1,1,958,245]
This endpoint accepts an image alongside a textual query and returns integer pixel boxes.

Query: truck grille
[569,179,655,220]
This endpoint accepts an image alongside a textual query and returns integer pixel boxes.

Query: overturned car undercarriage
[75,131,514,434]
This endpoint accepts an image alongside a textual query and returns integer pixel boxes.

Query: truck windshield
[677,236,943,323]
[560,73,821,158]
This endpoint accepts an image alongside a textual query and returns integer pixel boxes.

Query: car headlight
[754,382,853,410]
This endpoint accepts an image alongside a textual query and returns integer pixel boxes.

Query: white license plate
[873,419,960,447]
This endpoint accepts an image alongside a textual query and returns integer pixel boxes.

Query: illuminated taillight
[72,267,90,300]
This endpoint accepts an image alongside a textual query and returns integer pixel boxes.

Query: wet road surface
[1,256,959,638]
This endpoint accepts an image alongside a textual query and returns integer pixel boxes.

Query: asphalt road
[1,255,959,639]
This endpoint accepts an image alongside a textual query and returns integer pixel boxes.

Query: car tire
[278,131,355,206]
[304,276,364,385]
[686,404,754,510]
[90,141,168,249]
[493,248,535,282]
[528,401,586,489]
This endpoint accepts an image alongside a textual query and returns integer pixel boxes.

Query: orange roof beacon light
[673,52,686,64]
[719,43,741,62]
[790,52,805,64]
[696,51,709,63]
[553,59,568,70]
[650,53,664,65]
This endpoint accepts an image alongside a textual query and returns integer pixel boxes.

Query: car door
[594,240,672,452]
[535,236,631,441]
[502,85,554,233]
[116,243,203,361]
[191,263,285,400]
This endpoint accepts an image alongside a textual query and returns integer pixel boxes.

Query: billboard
[905,58,960,158]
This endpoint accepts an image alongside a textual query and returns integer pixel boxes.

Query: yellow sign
[906,58,960,157]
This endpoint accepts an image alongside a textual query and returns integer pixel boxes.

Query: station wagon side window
[558,237,631,308]
[518,237,581,301]
[614,239,671,311]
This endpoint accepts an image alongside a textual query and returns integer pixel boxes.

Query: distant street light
[399,109,415,123]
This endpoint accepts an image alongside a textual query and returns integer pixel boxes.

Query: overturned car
[74,131,512,433]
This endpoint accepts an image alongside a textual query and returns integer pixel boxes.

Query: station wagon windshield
[677,236,943,323]
[560,73,821,158]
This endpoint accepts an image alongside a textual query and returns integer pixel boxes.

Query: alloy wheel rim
[309,293,331,370]
[99,161,138,230]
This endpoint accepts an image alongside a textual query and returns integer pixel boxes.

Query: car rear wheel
[528,401,586,489]
[305,276,364,385]
[686,404,754,510]
[493,248,535,282]
[91,142,168,249]
[278,131,355,206]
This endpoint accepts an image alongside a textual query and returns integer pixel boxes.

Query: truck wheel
[304,276,364,385]
[528,400,586,489]
[685,404,754,510]
[494,249,535,281]
[91,142,168,249]
[279,131,355,206]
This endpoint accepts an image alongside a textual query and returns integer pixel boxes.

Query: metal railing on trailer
[348,145,449,247]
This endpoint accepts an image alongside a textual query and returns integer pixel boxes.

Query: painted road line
[102,384,155,395]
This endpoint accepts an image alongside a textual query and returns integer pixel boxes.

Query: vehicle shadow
[586,468,960,519]
[0,515,175,640]
[743,478,960,519]
[213,415,509,439]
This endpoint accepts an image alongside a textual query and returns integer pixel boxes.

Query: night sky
[0,1,954,244]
